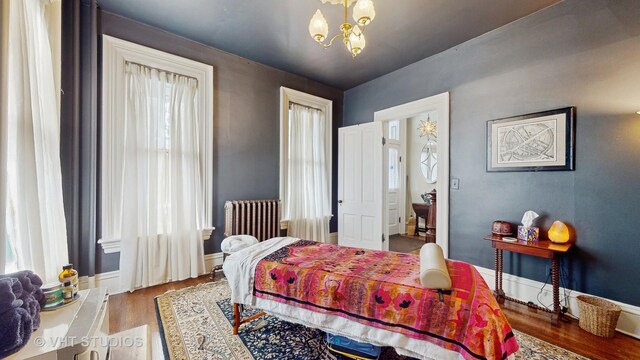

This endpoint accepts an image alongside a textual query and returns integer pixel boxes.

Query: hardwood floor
[109,275,640,360]
[109,276,210,359]
[501,300,640,359]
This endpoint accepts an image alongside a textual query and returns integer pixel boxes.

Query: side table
[484,234,572,324]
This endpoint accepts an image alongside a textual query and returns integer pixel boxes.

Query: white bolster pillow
[419,243,452,290]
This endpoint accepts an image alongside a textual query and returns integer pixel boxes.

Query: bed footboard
[232,303,266,335]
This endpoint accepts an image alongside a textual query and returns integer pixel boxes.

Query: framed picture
[487,107,576,172]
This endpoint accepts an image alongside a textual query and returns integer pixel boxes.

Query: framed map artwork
[487,107,575,172]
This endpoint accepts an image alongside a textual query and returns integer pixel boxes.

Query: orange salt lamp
[548,221,570,243]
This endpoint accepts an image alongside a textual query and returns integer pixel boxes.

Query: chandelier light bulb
[348,25,366,56]
[308,9,329,42]
[353,0,376,26]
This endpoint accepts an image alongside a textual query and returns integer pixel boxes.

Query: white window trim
[99,35,214,254]
[279,87,333,225]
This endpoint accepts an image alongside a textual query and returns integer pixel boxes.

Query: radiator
[224,200,281,241]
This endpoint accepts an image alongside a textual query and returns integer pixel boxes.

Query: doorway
[375,93,450,257]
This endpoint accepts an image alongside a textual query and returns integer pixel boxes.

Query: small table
[6,288,109,360]
[412,203,429,237]
[483,234,572,324]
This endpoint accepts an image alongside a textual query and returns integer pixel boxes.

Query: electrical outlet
[451,178,460,190]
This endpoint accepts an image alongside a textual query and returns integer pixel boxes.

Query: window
[388,120,400,140]
[387,120,401,190]
[279,87,332,242]
[99,36,214,254]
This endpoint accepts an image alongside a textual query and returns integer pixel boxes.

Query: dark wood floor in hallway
[109,275,640,359]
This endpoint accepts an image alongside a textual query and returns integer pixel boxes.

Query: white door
[387,145,401,235]
[385,119,404,236]
[338,122,385,250]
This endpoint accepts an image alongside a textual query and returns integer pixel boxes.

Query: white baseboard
[205,252,224,271]
[329,232,338,244]
[474,265,640,339]
[79,270,122,295]
[79,252,224,296]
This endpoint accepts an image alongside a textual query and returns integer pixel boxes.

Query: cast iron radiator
[223,199,281,241]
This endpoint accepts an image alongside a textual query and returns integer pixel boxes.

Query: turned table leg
[493,249,505,303]
[552,257,561,324]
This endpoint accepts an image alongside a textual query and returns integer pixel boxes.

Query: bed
[223,237,519,360]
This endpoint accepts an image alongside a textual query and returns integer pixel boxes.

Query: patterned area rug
[155,280,589,360]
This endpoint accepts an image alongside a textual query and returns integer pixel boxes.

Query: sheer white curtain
[0,0,10,275]
[1,0,68,283]
[108,63,205,291]
[284,103,331,242]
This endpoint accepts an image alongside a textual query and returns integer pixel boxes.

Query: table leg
[494,249,499,290]
[493,249,505,303]
[552,257,561,324]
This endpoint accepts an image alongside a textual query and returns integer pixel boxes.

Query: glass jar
[42,282,63,309]
[59,264,79,297]
[62,281,74,302]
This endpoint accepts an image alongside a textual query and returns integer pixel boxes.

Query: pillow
[419,243,452,290]
[221,235,259,254]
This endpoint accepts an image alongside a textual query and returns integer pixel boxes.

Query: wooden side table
[484,235,572,324]
[412,202,429,238]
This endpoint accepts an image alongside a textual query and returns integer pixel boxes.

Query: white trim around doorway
[374,92,450,257]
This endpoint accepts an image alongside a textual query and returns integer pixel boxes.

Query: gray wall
[91,11,343,273]
[343,0,640,306]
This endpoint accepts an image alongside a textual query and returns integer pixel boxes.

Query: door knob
[338,200,343,204]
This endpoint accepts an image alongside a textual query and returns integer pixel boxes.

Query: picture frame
[486,107,575,172]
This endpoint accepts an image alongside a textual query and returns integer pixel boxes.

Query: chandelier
[308,0,376,58]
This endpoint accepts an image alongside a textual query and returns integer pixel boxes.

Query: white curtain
[1,0,69,283]
[109,63,205,291]
[284,103,331,242]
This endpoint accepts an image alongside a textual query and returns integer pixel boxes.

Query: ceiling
[97,0,562,90]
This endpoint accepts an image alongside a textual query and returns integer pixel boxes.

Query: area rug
[155,280,589,360]
[389,234,425,254]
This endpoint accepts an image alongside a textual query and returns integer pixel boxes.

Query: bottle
[62,281,73,302]
[59,264,79,297]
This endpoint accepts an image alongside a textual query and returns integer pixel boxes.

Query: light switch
[451,178,460,190]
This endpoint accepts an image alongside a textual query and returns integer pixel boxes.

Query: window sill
[98,227,215,254]
[279,215,333,231]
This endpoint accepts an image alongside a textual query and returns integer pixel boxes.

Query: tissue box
[517,226,539,242]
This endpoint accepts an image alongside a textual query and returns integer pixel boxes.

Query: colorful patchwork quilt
[253,240,519,360]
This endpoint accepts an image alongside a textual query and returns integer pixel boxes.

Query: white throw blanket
[223,237,300,304]
[220,235,259,254]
